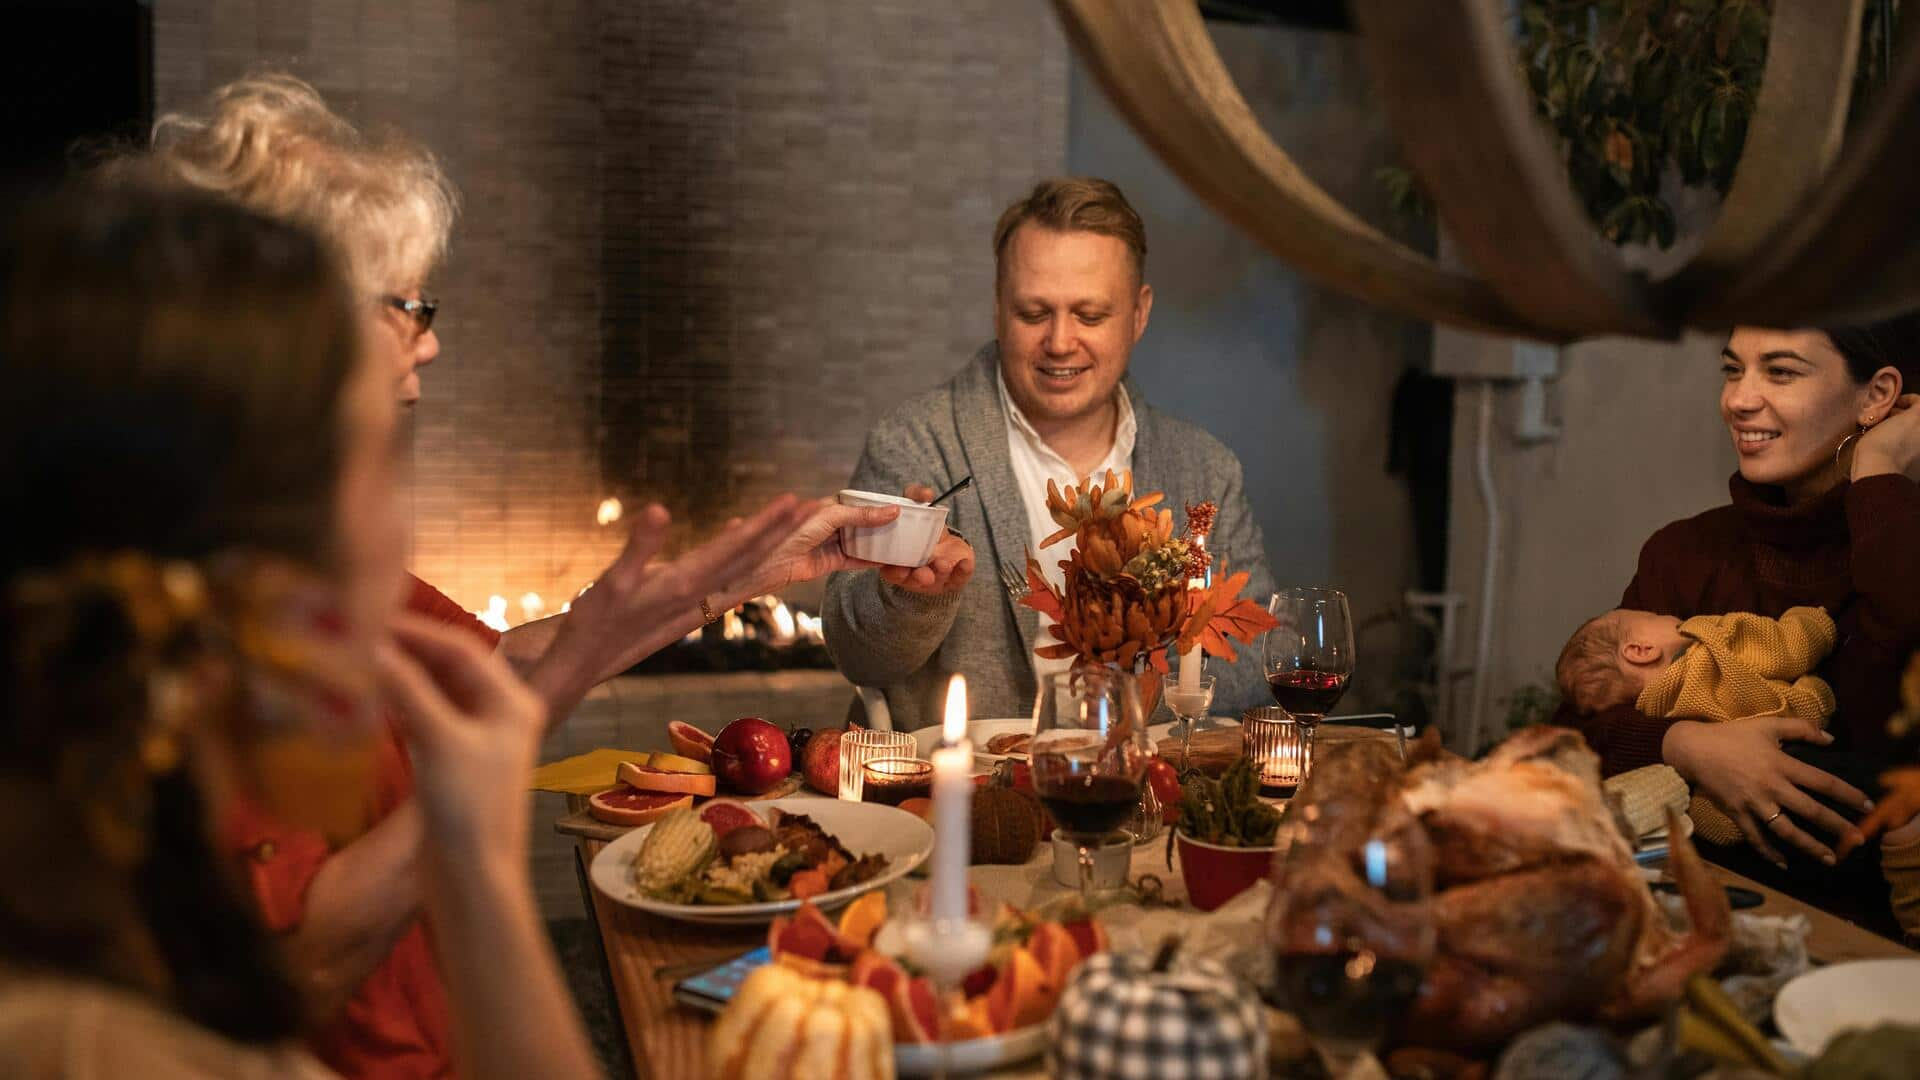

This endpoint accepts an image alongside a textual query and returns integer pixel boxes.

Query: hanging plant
[1379,0,1901,249]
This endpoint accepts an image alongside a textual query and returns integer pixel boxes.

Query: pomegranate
[802,726,845,795]
[711,716,792,794]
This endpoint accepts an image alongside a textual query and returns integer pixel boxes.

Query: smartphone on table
[673,946,771,1013]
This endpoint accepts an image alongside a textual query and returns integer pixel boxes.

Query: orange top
[223,575,498,1080]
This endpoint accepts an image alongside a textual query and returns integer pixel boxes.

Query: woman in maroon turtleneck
[1564,315,1920,931]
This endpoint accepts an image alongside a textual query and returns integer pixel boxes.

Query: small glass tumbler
[838,729,915,801]
[860,757,934,806]
[1243,706,1313,796]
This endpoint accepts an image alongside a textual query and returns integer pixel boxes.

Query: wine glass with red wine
[1267,814,1434,1073]
[1029,668,1150,905]
[1263,587,1355,725]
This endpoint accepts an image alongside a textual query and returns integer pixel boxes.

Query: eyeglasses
[381,295,439,335]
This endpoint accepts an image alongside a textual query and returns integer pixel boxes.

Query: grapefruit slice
[769,903,844,963]
[1060,917,1108,961]
[585,788,691,827]
[616,760,716,797]
[850,952,906,998]
[1025,922,1082,989]
[667,720,715,764]
[697,798,767,838]
[767,914,833,964]
[948,994,996,1040]
[888,975,941,1044]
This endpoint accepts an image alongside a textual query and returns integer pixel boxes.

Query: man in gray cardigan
[824,178,1276,731]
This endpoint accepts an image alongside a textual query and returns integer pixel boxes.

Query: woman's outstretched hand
[755,497,899,591]
[1663,716,1871,867]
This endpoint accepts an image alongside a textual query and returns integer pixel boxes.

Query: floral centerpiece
[1019,470,1276,715]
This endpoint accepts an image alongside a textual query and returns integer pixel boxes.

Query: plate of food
[589,797,933,926]
[909,718,1033,765]
[751,895,1109,1076]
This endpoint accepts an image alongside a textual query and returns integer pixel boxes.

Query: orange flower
[1021,472,1278,674]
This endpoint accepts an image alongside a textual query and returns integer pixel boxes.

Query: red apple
[1145,758,1183,824]
[711,716,792,794]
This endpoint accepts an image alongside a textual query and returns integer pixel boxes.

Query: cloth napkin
[528,748,646,794]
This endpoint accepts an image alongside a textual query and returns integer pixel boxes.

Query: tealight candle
[930,675,972,923]
[1242,705,1312,794]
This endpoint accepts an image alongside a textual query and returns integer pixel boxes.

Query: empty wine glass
[1267,813,1434,1074]
[1264,587,1355,727]
[1030,668,1151,905]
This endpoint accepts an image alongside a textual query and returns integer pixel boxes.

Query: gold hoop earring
[1835,425,1867,467]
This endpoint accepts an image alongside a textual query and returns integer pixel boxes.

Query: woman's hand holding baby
[1664,716,1870,867]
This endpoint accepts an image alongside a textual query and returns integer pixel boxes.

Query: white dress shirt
[996,372,1138,688]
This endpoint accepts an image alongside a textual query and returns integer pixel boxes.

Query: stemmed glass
[1030,668,1151,904]
[1264,587,1355,727]
[1267,813,1434,1074]
[1162,671,1214,771]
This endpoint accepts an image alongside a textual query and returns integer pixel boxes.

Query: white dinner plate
[909,718,1032,766]
[895,1024,1047,1076]
[589,797,933,926]
[1774,958,1920,1055]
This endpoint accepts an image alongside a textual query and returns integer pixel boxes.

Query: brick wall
[152,0,1067,617]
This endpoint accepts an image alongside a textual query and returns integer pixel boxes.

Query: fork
[998,560,1030,603]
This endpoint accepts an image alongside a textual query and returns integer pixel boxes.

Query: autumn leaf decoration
[1020,470,1277,675]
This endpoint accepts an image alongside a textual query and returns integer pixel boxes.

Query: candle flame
[943,674,968,745]
[596,497,623,526]
[477,595,510,633]
[519,591,546,622]
[770,600,796,642]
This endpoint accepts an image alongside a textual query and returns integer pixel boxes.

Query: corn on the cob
[1604,764,1690,839]
[633,807,716,893]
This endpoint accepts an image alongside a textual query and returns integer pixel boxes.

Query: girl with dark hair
[1562,313,1920,937]
[0,187,598,1077]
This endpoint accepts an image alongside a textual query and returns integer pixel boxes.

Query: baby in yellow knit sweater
[1558,605,1920,943]
[1555,606,1837,723]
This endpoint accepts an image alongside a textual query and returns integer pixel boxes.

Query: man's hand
[877,484,974,595]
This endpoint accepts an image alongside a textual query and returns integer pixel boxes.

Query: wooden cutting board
[553,773,808,841]
[1155,727,1243,776]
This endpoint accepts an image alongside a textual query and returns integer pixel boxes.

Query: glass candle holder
[1242,706,1312,795]
[838,729,915,801]
[860,757,934,806]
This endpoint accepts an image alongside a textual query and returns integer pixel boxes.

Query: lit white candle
[1178,536,1206,693]
[930,675,971,923]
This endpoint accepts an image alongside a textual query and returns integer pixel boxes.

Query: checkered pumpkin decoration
[1047,951,1268,1079]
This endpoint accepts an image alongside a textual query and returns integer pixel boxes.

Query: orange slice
[837,891,888,950]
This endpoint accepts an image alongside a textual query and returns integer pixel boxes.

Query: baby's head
[1555,609,1690,712]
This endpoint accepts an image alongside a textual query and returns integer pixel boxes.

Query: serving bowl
[837,489,949,567]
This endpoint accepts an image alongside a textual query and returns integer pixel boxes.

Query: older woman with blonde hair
[133,72,895,1078]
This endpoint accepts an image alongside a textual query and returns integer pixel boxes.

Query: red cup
[1176,832,1280,912]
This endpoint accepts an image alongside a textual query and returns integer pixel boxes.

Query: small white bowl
[1050,832,1133,889]
[837,489,950,568]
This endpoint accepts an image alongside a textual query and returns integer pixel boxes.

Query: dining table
[561,788,1915,1080]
